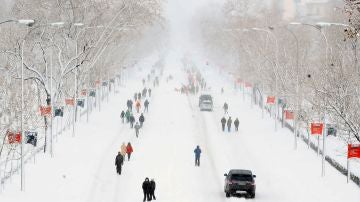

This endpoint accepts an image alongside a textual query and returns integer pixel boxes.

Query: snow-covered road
[1,52,360,202]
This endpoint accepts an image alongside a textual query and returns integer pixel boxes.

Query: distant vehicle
[224,169,256,198]
[199,94,213,111]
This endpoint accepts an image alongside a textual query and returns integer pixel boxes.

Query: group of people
[221,102,240,132]
[115,66,163,201]
[115,142,134,175]
[142,177,156,201]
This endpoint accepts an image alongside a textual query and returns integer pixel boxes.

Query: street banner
[7,131,21,144]
[89,90,96,97]
[25,131,38,146]
[54,106,64,117]
[40,106,52,116]
[245,82,252,88]
[65,98,75,106]
[311,123,323,135]
[285,110,294,120]
[267,96,276,104]
[95,80,100,86]
[348,144,360,159]
[77,99,85,108]
[81,89,87,96]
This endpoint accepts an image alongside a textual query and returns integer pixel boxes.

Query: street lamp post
[290,22,329,177]
[251,27,280,131]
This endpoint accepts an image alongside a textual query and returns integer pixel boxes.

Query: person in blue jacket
[194,145,202,167]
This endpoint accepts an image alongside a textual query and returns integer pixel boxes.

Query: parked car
[224,169,256,198]
[199,94,213,111]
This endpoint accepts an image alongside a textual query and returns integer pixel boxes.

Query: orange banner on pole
[65,98,75,106]
[285,110,294,120]
[81,89,87,96]
[266,96,275,104]
[40,106,52,116]
[311,123,323,135]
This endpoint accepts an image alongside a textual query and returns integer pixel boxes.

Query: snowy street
[2,1,360,201]
[1,53,359,202]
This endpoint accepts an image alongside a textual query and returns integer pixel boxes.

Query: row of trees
[0,0,166,180]
[195,0,360,144]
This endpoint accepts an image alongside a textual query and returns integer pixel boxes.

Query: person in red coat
[126,142,133,161]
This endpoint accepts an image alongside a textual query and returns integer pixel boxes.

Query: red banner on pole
[245,82,252,88]
[266,96,275,104]
[40,106,52,116]
[285,110,294,120]
[311,123,323,135]
[7,131,21,144]
[348,144,360,159]
[236,78,243,84]
[65,98,75,106]
[95,80,101,86]
[81,89,87,96]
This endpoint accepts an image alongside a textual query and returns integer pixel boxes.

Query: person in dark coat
[138,92,142,100]
[120,110,125,123]
[194,145,202,166]
[139,113,145,127]
[221,117,226,132]
[134,122,141,137]
[144,99,149,112]
[125,109,131,123]
[134,93,138,101]
[223,102,228,114]
[150,179,156,200]
[129,114,135,128]
[115,152,124,175]
[227,117,232,132]
[127,99,133,111]
[142,178,151,201]
[148,88,152,97]
[142,88,147,97]
[234,118,239,131]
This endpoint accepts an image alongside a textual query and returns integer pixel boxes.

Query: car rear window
[230,174,253,181]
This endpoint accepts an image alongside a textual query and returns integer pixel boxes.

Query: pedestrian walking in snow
[234,118,239,131]
[126,142,133,161]
[148,88,152,97]
[142,88,147,97]
[136,100,141,113]
[142,178,151,202]
[134,93,138,101]
[194,145,202,167]
[134,122,141,137]
[221,117,227,132]
[227,117,232,132]
[115,152,124,175]
[138,92,142,100]
[221,87,224,94]
[120,110,125,123]
[223,102,228,114]
[144,99,149,112]
[139,113,145,127]
[120,142,127,158]
[125,109,131,123]
[150,179,156,200]
[142,78,146,86]
[130,114,135,128]
[127,99,133,111]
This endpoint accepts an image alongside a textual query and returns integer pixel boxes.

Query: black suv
[199,94,213,106]
[224,169,256,198]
